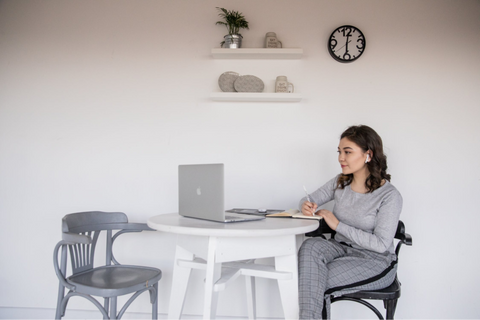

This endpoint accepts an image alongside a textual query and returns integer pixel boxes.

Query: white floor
[1,300,400,319]
[0,307,282,320]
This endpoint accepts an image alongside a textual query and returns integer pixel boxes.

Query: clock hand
[335,40,351,53]
[345,36,350,53]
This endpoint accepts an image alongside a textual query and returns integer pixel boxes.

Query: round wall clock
[328,25,366,63]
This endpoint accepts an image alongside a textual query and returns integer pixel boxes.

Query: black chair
[306,220,412,320]
[53,211,162,319]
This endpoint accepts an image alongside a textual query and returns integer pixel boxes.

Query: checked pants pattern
[298,237,398,319]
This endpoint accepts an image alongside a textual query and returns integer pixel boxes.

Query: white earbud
[365,154,370,163]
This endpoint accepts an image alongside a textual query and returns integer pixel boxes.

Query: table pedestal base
[168,234,302,320]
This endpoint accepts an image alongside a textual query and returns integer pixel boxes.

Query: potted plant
[215,7,249,48]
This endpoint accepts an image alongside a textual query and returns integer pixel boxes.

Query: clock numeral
[341,27,352,37]
[343,52,351,61]
[357,38,365,50]
[330,38,338,51]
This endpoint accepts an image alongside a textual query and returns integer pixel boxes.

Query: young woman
[298,125,402,319]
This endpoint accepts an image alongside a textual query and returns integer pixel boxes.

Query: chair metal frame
[53,211,162,319]
[306,220,412,320]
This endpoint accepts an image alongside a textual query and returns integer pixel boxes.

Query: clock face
[328,25,366,63]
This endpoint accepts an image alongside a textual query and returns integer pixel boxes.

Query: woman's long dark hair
[337,125,391,193]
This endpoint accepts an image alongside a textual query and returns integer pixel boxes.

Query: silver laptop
[178,163,264,223]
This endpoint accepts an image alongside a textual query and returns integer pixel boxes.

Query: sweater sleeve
[335,188,403,253]
[298,175,338,210]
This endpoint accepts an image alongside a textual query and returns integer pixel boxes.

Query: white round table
[148,213,319,320]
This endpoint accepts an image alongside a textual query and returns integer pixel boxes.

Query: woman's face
[337,137,370,176]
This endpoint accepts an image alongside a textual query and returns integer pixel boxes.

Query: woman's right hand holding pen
[301,201,318,216]
[302,186,317,216]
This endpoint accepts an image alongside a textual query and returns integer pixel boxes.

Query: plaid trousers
[298,237,398,320]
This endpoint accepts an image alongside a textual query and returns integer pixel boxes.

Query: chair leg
[55,284,65,319]
[152,283,159,320]
[332,297,384,320]
[384,299,398,320]
[103,297,110,320]
[110,297,117,320]
[55,245,68,320]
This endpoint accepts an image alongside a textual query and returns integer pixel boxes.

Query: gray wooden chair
[53,211,162,319]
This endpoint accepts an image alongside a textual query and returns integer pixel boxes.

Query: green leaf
[215,7,249,35]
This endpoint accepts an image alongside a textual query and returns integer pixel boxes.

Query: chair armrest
[394,231,413,256]
[396,231,413,246]
[402,232,413,246]
[96,222,155,232]
[62,232,92,244]
[55,233,92,290]
[53,241,76,291]
[110,223,155,265]
[112,223,155,240]
[120,222,156,232]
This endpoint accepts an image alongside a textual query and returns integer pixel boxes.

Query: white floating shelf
[210,92,303,102]
[211,48,303,59]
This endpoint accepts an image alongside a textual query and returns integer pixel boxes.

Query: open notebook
[266,209,323,220]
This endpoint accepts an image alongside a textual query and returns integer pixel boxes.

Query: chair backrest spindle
[106,230,113,266]
[68,230,100,275]
[62,211,128,274]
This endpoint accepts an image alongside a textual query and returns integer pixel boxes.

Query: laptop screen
[178,163,225,221]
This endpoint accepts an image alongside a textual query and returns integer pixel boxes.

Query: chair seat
[341,277,401,301]
[68,265,162,298]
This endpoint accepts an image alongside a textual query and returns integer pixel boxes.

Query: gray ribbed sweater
[299,175,402,254]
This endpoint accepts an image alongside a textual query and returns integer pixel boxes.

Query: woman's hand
[301,201,318,216]
[316,209,339,231]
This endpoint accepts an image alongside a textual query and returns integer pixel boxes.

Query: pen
[303,186,316,215]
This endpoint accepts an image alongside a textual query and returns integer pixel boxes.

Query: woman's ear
[365,151,373,163]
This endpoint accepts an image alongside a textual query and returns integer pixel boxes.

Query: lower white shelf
[210,92,302,102]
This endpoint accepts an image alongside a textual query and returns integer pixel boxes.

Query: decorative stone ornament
[218,72,240,92]
[233,75,265,92]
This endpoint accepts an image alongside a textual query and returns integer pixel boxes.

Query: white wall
[1,0,479,319]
